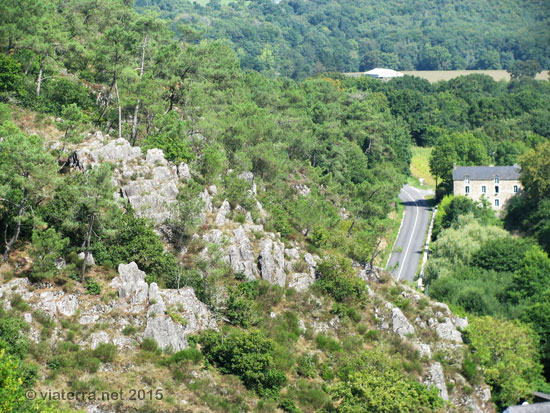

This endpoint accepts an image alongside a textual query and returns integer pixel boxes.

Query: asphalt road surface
[387,185,434,282]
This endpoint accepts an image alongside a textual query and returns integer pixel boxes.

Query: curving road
[387,185,434,282]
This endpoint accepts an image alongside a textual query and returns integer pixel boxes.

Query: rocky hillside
[0,132,495,412]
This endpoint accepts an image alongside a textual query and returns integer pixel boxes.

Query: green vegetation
[136,0,550,79]
[1,0,549,411]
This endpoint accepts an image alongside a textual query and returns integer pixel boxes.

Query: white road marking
[396,187,419,281]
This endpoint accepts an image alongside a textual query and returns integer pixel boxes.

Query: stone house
[452,165,522,210]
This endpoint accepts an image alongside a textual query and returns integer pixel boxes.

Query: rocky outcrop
[258,238,286,287]
[227,226,258,280]
[215,200,231,226]
[144,283,217,351]
[77,133,191,226]
[424,362,449,401]
[110,262,149,312]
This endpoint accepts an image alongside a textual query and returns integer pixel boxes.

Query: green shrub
[9,294,29,312]
[0,315,29,358]
[296,353,317,378]
[93,343,116,363]
[316,257,365,302]
[37,78,95,116]
[141,338,159,353]
[140,112,195,163]
[224,172,257,211]
[225,288,257,328]
[0,55,23,95]
[279,398,302,413]
[86,279,102,295]
[167,348,203,364]
[199,329,287,396]
[315,334,341,352]
[122,325,137,336]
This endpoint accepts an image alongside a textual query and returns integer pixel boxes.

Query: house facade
[452,165,522,210]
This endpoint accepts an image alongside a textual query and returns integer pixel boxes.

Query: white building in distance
[364,68,404,81]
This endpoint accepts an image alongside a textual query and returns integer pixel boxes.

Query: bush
[141,338,159,353]
[122,325,137,336]
[0,55,23,95]
[167,348,203,364]
[140,111,195,163]
[316,257,365,302]
[86,279,102,295]
[93,343,117,363]
[296,353,317,378]
[199,329,287,396]
[224,172,256,211]
[37,78,95,116]
[225,288,257,328]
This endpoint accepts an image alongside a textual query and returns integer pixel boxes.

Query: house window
[494,177,499,184]
[465,186,470,194]
[495,199,500,207]
[482,185,486,194]
[514,185,518,193]
[465,176,470,184]
[495,186,499,193]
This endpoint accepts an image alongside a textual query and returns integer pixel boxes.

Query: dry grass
[410,146,435,188]
[9,105,63,142]
[401,69,550,83]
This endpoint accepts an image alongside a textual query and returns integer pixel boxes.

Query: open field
[402,70,549,82]
[409,146,435,188]
[344,70,549,82]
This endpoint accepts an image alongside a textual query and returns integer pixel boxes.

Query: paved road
[387,185,434,282]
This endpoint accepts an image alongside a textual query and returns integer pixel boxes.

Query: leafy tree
[466,316,544,408]
[508,60,543,79]
[332,350,443,412]
[0,120,59,262]
[520,142,550,201]
[30,228,69,281]
[199,329,287,396]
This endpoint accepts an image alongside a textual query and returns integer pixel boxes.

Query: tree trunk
[114,76,122,139]
[347,219,355,238]
[36,55,44,97]
[2,189,27,263]
[130,34,148,146]
[80,213,95,279]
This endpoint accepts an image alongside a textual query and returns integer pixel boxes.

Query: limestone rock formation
[258,238,286,287]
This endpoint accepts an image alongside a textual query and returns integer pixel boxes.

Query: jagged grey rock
[424,362,448,401]
[258,238,286,287]
[111,263,149,310]
[227,226,258,280]
[385,303,415,338]
[78,252,95,266]
[203,229,224,245]
[146,148,167,166]
[143,286,217,351]
[56,294,79,317]
[434,318,463,343]
[89,331,110,349]
[178,162,191,180]
[288,273,315,292]
[238,172,257,195]
[215,200,231,226]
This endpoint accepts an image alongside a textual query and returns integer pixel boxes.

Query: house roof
[452,165,521,181]
[364,68,404,78]
[502,402,550,412]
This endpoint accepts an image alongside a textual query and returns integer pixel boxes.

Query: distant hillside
[137,0,550,79]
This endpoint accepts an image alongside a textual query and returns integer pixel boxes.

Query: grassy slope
[409,146,435,189]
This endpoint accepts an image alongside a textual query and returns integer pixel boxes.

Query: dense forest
[1,0,550,411]
[136,0,550,78]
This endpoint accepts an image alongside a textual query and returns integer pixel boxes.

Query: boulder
[385,302,415,338]
[146,148,167,166]
[258,238,286,287]
[143,286,217,351]
[227,226,258,280]
[110,262,149,309]
[215,200,231,226]
[78,252,95,266]
[424,362,448,401]
[178,162,191,180]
